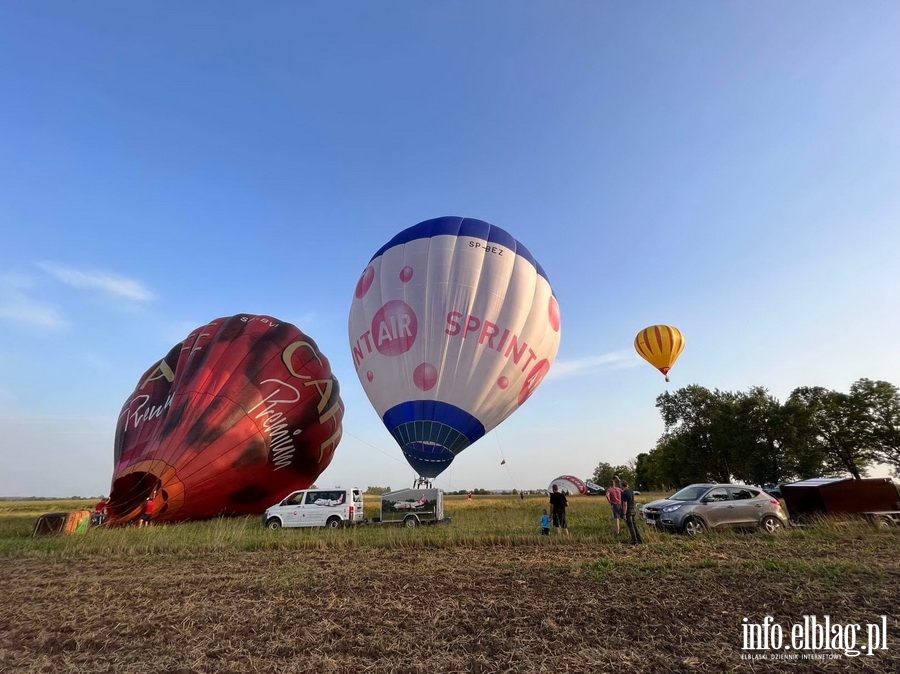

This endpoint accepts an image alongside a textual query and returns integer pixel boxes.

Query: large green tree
[785,385,876,479]
[724,387,790,486]
[636,379,894,489]
[655,385,735,483]
[590,461,634,488]
[851,379,900,473]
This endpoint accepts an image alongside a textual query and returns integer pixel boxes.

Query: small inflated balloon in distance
[634,324,685,382]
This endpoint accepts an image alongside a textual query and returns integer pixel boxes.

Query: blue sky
[1,3,898,497]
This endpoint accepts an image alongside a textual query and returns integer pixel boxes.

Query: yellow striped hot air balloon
[634,325,685,382]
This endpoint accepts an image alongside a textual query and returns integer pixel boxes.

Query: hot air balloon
[548,475,587,495]
[634,324,684,382]
[106,314,344,524]
[348,216,561,479]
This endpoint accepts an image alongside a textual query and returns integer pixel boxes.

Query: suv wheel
[759,515,783,534]
[682,516,705,536]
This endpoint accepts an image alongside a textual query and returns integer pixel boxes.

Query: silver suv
[641,484,786,536]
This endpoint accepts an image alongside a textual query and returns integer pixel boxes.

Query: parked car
[762,483,784,499]
[585,480,606,496]
[262,487,364,529]
[641,484,787,536]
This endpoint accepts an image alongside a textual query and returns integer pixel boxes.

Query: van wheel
[325,516,342,529]
[404,516,419,528]
[266,518,282,531]
[759,515,783,534]
[682,517,705,536]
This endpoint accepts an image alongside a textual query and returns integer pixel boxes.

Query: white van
[262,487,364,529]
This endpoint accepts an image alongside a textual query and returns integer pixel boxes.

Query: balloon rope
[494,431,518,492]
[344,431,407,463]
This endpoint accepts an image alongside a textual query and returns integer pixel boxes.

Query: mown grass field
[1,493,897,673]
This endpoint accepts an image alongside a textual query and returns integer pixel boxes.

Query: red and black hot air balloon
[106,314,344,524]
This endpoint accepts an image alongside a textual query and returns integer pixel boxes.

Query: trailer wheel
[876,515,894,528]
[266,518,282,531]
[403,516,419,528]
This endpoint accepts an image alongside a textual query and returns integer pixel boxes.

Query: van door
[280,491,304,527]
[302,491,325,526]
[352,489,364,523]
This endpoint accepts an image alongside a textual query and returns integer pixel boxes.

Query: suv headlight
[662,504,683,513]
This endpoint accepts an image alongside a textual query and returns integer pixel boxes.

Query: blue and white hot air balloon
[348,217,561,478]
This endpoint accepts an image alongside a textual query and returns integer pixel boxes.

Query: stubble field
[0,493,897,673]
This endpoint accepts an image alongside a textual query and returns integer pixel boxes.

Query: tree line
[620,378,900,492]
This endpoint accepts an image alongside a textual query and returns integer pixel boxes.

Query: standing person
[540,509,551,536]
[139,496,155,527]
[621,480,644,545]
[606,477,623,535]
[548,484,569,537]
[93,496,109,527]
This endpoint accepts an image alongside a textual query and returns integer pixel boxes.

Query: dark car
[641,484,787,536]
[585,480,606,496]
[762,483,783,499]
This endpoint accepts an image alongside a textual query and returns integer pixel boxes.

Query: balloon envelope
[108,314,344,524]
[634,324,685,382]
[549,475,587,495]
[348,217,561,478]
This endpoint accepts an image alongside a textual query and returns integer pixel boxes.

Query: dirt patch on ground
[1,541,897,673]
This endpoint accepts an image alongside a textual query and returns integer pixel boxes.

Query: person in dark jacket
[549,484,569,537]
[621,481,644,545]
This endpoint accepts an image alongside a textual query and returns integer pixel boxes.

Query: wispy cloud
[0,273,69,331]
[36,262,155,302]
[285,311,320,332]
[548,350,642,380]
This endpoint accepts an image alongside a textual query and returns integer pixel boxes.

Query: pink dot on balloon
[497,376,509,389]
[366,371,374,382]
[354,266,375,298]
[399,266,414,283]
[548,296,561,332]
[371,300,418,356]
[413,362,438,391]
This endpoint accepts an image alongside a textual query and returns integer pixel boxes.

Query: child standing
[540,509,551,536]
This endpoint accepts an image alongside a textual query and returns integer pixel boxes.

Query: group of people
[542,476,644,545]
[92,494,157,527]
[604,476,644,544]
